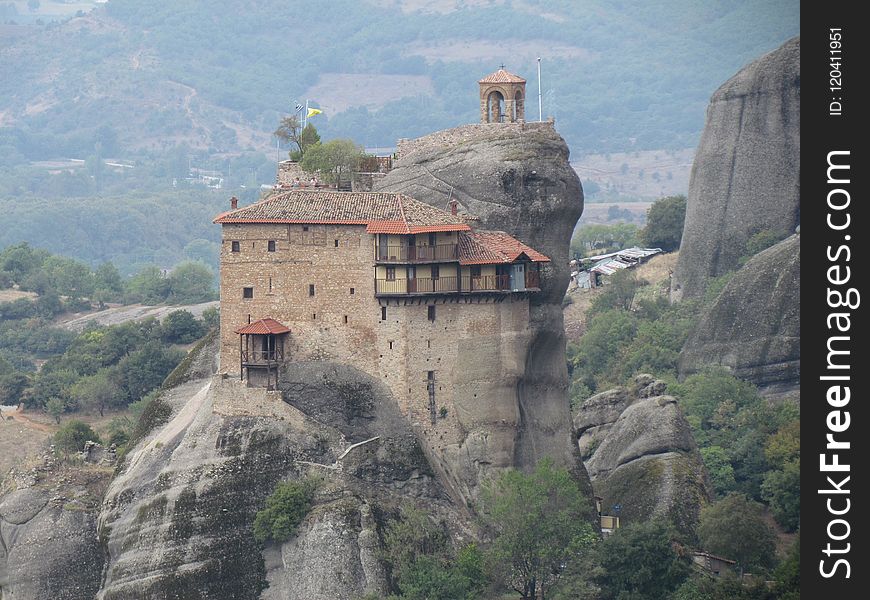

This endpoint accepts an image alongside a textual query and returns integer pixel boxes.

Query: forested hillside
[0,0,797,269]
[2,0,798,158]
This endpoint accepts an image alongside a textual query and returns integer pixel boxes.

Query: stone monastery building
[214,68,551,445]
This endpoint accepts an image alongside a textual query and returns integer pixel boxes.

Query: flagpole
[537,57,543,122]
[303,99,309,129]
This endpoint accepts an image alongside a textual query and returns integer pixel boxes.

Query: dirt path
[2,407,56,434]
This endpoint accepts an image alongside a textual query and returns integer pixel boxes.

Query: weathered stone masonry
[216,192,549,475]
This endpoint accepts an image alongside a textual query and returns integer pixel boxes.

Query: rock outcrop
[680,234,800,393]
[673,37,800,300]
[0,466,108,599]
[575,376,709,534]
[376,123,588,487]
[97,344,458,599]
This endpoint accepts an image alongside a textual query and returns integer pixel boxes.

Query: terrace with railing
[376,243,459,263]
[375,272,540,296]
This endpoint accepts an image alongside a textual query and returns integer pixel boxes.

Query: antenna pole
[537,57,543,122]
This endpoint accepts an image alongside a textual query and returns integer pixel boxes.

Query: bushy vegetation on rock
[53,419,101,454]
[252,477,318,543]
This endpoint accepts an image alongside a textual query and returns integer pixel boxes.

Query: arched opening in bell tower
[487,90,505,123]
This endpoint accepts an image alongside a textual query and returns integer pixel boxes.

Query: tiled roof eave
[216,218,370,225]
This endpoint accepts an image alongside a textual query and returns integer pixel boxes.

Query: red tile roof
[234,318,291,335]
[478,69,526,84]
[458,230,550,265]
[214,190,471,234]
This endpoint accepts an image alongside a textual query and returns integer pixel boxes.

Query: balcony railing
[377,276,458,295]
[376,243,459,262]
[241,348,285,365]
[462,274,511,291]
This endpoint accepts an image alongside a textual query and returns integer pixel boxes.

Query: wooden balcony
[241,348,285,366]
[376,243,459,263]
[376,274,517,296]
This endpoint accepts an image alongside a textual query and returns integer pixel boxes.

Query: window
[344,315,348,324]
[428,305,436,321]
[431,265,439,280]
[470,265,481,278]
[312,313,316,320]
[303,226,309,232]
[386,267,396,281]
[389,341,393,349]
[231,241,240,253]
[334,239,339,247]
[350,287,355,295]
[309,284,315,296]
[243,287,253,299]
[428,232,436,246]
[268,277,272,292]
[268,240,276,252]
[381,306,387,321]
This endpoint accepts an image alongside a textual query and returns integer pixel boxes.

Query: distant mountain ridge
[0,0,798,162]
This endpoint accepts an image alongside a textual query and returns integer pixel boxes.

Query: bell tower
[479,66,526,123]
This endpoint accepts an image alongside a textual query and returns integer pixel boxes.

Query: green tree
[671,574,774,600]
[127,265,170,304]
[53,419,100,453]
[274,115,321,160]
[772,534,799,600]
[26,367,79,409]
[640,195,686,251]
[70,369,117,416]
[94,261,125,303]
[381,506,485,599]
[112,341,185,403]
[697,494,777,573]
[253,477,317,543]
[594,520,691,600]
[761,459,800,531]
[700,446,736,496]
[166,261,216,304]
[161,310,206,343]
[481,458,597,599]
[0,371,29,405]
[41,255,95,299]
[201,306,219,330]
[300,139,365,188]
[0,242,49,285]
[46,396,65,424]
[571,223,640,258]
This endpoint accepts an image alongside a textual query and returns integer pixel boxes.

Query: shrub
[253,478,318,543]
[54,419,100,453]
[640,194,687,251]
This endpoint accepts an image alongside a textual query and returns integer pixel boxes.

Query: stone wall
[396,120,555,162]
[276,161,307,185]
[218,221,537,500]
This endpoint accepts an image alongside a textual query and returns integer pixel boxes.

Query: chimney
[230,196,238,209]
[448,198,458,215]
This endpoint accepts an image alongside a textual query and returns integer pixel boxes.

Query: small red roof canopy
[234,318,291,335]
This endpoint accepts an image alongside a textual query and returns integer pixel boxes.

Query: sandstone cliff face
[673,37,800,300]
[0,485,104,599]
[376,124,588,489]
[575,376,709,534]
[680,234,800,392]
[97,355,457,600]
